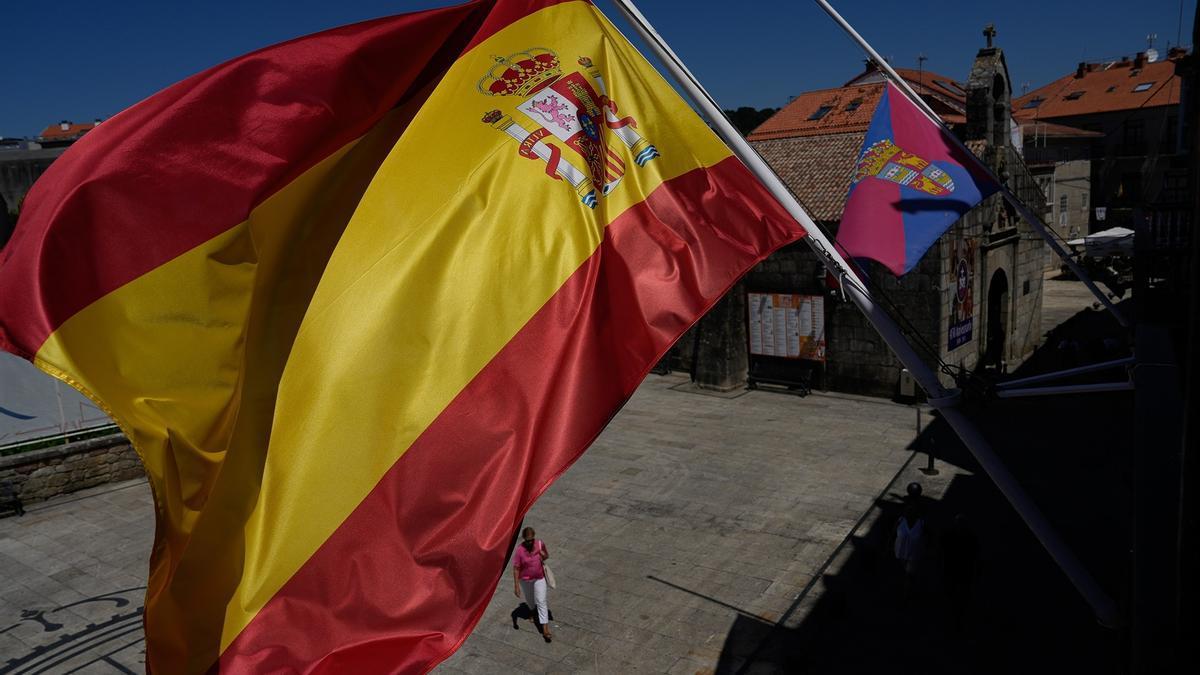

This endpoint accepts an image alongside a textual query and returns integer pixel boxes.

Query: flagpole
[809,0,1129,328]
[608,0,1121,628]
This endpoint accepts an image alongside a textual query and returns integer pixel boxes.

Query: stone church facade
[675,32,1047,398]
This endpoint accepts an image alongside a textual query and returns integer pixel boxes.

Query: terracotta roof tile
[748,67,966,142]
[752,133,865,222]
[853,67,968,106]
[751,133,993,225]
[748,84,883,141]
[39,121,98,140]
[1012,53,1184,121]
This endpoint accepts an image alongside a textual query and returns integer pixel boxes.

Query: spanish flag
[0,0,805,671]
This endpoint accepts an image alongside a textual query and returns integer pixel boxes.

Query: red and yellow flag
[0,0,805,671]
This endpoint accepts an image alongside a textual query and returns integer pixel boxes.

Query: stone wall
[0,148,65,248]
[1011,217,1046,360]
[691,283,751,391]
[1006,149,1047,363]
[834,249,942,397]
[0,434,143,505]
[740,238,944,399]
[1048,159,1091,245]
[0,199,10,249]
[0,148,64,214]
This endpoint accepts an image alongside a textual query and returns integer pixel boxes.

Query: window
[808,105,833,120]
[935,79,966,95]
[845,98,863,112]
[1081,191,1089,211]
[1132,82,1155,92]
[1106,85,1118,93]
[1039,177,1053,205]
[1162,115,1178,152]
[1065,91,1085,100]
[1059,194,1068,213]
[1162,171,1188,203]
[1123,119,1145,153]
[1022,96,1045,109]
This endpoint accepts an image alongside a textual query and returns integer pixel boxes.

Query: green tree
[723,107,779,137]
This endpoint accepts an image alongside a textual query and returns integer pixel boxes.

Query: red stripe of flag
[607,148,626,170]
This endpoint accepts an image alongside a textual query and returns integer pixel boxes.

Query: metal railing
[0,423,121,457]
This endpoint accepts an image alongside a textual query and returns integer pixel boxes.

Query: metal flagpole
[809,0,1128,328]
[996,381,1133,398]
[995,356,1136,389]
[607,0,1121,628]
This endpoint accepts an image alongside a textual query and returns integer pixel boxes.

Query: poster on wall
[948,238,975,350]
[747,293,826,362]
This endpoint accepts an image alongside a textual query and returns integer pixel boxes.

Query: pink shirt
[513,541,545,580]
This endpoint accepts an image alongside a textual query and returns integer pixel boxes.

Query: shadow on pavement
[712,300,1134,674]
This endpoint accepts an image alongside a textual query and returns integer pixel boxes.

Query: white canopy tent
[1068,226,1134,258]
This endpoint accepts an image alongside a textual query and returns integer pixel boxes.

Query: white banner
[1,352,111,448]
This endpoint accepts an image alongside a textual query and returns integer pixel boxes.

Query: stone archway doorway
[985,268,1009,369]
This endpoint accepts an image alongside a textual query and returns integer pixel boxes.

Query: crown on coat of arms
[854,139,907,182]
[478,48,562,97]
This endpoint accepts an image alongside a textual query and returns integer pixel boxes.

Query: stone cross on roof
[984,23,997,48]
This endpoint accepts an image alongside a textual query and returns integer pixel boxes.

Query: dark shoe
[543,632,552,643]
[512,616,519,630]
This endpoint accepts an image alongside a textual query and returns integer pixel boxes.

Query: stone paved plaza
[0,378,924,674]
[438,381,921,674]
[0,481,153,672]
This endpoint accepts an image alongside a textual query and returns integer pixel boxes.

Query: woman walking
[512,526,553,643]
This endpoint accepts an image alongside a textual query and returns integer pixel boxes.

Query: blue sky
[1,0,1193,137]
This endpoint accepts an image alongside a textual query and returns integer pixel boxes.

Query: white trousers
[519,577,549,625]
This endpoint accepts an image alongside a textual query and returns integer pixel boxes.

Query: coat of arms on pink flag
[838,82,999,275]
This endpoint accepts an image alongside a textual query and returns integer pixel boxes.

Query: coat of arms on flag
[854,138,956,197]
[481,49,659,209]
[838,81,999,276]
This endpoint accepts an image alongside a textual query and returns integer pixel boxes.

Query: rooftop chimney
[1133,52,1146,69]
[59,120,70,131]
[1075,62,1087,78]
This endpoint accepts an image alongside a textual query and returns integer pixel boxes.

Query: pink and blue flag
[838,81,999,275]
